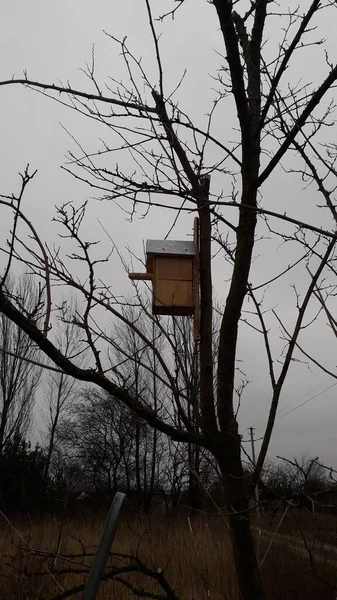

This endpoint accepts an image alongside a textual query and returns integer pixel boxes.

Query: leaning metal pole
[83,491,126,600]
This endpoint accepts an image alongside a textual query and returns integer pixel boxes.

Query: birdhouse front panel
[154,256,193,281]
[153,256,194,315]
[144,240,195,316]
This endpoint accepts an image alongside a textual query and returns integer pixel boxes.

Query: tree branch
[259,63,337,185]
[0,289,202,446]
[260,0,321,129]
[255,237,336,481]
[0,78,157,113]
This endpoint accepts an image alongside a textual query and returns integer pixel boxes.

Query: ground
[0,508,336,599]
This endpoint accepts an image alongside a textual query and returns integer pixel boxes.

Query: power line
[276,377,333,415]
[244,382,337,481]
[275,381,337,421]
[251,376,335,429]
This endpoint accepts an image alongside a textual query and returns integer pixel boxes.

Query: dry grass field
[0,508,336,600]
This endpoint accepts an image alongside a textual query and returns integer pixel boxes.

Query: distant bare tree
[110,305,165,511]
[58,387,158,496]
[0,275,42,456]
[263,455,326,499]
[43,300,84,479]
[278,455,327,496]
[261,454,330,523]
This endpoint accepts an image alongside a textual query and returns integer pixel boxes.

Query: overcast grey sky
[0,1,336,466]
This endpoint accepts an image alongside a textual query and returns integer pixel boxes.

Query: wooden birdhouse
[129,219,200,340]
[146,239,195,316]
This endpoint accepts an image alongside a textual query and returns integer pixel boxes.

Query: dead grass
[0,509,336,600]
[0,510,237,600]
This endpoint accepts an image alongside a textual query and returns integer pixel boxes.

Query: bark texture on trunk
[216,442,265,600]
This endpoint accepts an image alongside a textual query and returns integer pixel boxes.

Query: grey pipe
[83,491,126,600]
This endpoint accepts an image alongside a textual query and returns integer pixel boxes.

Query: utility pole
[249,427,260,516]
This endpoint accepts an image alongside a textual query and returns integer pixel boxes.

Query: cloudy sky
[0,1,336,467]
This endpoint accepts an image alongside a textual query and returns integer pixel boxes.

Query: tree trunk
[187,442,202,510]
[0,401,9,458]
[143,329,158,514]
[216,441,265,600]
[198,177,217,434]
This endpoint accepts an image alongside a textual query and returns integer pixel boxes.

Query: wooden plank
[193,217,200,341]
[153,304,194,316]
[154,257,193,281]
[154,280,193,309]
[129,273,153,281]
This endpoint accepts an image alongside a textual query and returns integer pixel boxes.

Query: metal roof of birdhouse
[146,240,195,257]
[146,240,195,273]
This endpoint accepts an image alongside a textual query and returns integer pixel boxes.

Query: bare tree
[1,2,337,598]
[0,275,42,456]
[57,387,163,500]
[43,300,84,479]
[169,316,202,510]
[58,388,133,493]
[112,309,214,511]
[263,455,327,499]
